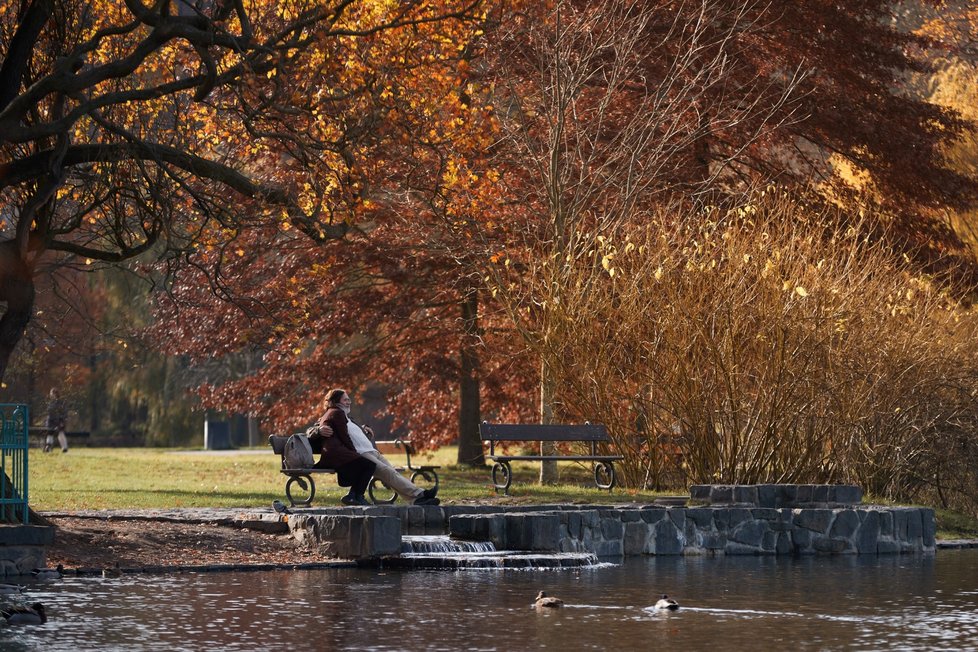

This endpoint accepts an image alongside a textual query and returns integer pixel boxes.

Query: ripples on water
[1,550,976,651]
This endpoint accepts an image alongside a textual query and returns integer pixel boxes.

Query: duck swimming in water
[1,602,46,625]
[654,594,679,611]
[102,562,123,578]
[31,564,63,579]
[534,591,564,608]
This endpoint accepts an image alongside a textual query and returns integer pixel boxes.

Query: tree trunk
[456,287,485,466]
[0,243,36,384]
[540,359,558,484]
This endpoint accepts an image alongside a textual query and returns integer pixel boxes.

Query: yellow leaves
[794,286,809,298]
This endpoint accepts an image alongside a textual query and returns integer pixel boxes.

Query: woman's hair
[326,388,347,407]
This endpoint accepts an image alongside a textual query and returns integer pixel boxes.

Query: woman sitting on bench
[311,392,376,506]
[314,389,439,506]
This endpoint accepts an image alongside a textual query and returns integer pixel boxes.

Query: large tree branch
[1,141,348,241]
[0,0,53,113]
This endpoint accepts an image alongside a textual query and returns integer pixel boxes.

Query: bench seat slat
[280,468,335,475]
[479,423,610,442]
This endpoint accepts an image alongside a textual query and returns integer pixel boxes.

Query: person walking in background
[44,388,69,453]
[317,389,439,506]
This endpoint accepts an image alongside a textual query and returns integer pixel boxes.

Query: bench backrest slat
[479,423,609,442]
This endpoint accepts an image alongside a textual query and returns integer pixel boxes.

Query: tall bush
[495,191,978,506]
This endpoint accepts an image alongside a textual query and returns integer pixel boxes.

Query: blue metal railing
[0,403,29,524]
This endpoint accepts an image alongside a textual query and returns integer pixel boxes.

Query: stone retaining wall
[448,505,935,556]
[282,502,934,559]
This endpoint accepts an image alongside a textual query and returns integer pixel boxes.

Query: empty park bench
[268,435,440,507]
[479,422,624,495]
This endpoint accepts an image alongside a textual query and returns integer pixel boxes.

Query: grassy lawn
[26,445,664,511]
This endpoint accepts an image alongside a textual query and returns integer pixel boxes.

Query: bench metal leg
[594,461,616,491]
[286,474,316,506]
[491,461,513,495]
[368,477,398,505]
[410,468,439,492]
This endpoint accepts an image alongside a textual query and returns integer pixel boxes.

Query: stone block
[812,537,852,554]
[347,518,364,557]
[734,485,758,505]
[689,485,711,501]
[892,510,908,540]
[906,509,923,541]
[762,530,778,551]
[504,514,529,550]
[364,517,402,557]
[833,485,863,505]
[876,539,901,554]
[600,515,624,541]
[795,485,813,503]
[725,541,763,555]
[726,508,753,528]
[778,485,798,506]
[640,508,667,524]
[711,485,734,504]
[731,520,768,547]
[423,506,446,532]
[830,510,860,539]
[878,510,893,537]
[405,506,425,533]
[0,525,56,546]
[618,509,641,523]
[776,532,792,555]
[668,510,686,532]
[623,522,651,555]
[700,532,727,550]
[757,484,778,508]
[448,515,474,539]
[921,509,936,549]
[794,509,833,533]
[654,519,684,555]
[593,539,623,557]
[751,508,780,522]
[791,528,812,553]
[528,515,560,551]
[855,510,880,554]
[685,508,714,528]
[565,512,583,539]
[813,485,830,503]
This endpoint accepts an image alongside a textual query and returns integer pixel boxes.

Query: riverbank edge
[34,503,973,568]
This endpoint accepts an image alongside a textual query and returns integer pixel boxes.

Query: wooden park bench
[269,434,440,507]
[479,422,624,495]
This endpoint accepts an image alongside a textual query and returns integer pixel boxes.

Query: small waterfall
[388,535,602,570]
[401,535,497,554]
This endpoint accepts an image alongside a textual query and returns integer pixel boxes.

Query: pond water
[2,549,977,651]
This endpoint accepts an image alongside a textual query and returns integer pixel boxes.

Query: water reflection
[0,550,976,651]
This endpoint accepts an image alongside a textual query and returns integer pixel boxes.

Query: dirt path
[45,516,324,570]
